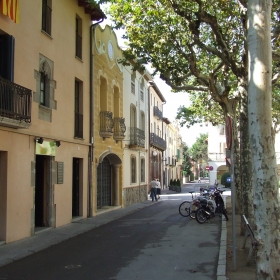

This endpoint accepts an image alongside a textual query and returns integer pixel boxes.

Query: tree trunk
[248,0,280,278]
[239,82,254,235]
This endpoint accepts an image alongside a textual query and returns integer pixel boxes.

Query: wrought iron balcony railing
[129,127,145,148]
[0,76,32,128]
[153,106,162,120]
[113,117,126,142]
[99,111,114,139]
[150,133,166,151]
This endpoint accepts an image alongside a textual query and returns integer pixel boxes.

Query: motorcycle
[195,188,228,224]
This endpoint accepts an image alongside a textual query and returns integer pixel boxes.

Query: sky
[99,18,204,147]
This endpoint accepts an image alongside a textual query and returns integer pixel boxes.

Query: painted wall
[92,25,124,211]
[0,0,96,243]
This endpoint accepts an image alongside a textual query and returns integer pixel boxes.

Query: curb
[217,198,228,280]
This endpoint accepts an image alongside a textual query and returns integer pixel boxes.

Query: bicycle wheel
[179,201,191,217]
[195,208,207,224]
[189,203,198,219]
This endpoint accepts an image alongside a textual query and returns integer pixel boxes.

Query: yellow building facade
[0,0,104,243]
[92,24,125,212]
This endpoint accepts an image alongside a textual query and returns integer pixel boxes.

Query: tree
[104,0,250,220]
[181,143,193,178]
[103,0,280,275]
[190,133,208,164]
[247,0,280,277]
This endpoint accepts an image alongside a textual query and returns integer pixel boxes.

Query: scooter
[195,188,228,224]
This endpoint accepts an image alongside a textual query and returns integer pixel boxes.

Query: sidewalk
[0,187,228,280]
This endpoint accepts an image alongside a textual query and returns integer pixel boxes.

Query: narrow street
[0,184,222,280]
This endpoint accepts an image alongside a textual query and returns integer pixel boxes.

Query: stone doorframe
[97,151,122,206]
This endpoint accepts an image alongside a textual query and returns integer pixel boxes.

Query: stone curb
[216,197,228,280]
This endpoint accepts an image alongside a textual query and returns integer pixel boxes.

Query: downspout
[88,18,104,217]
[147,84,151,184]
[147,81,154,183]
[161,101,166,187]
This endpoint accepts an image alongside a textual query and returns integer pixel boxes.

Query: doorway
[72,158,82,217]
[0,151,7,242]
[35,155,50,228]
[97,157,112,209]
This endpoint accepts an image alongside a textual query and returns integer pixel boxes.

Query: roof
[78,0,106,21]
[143,72,166,103]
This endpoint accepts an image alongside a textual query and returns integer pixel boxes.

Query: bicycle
[179,188,215,219]
[178,191,198,219]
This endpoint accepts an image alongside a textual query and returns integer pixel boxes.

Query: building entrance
[35,155,51,228]
[97,157,112,209]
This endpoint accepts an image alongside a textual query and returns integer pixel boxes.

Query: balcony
[99,111,114,139]
[153,106,162,120]
[0,76,32,128]
[150,133,166,151]
[129,127,145,148]
[208,153,226,161]
[113,117,126,142]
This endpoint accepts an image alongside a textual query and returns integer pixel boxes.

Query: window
[40,72,48,106]
[34,55,56,122]
[130,104,136,128]
[140,79,144,101]
[74,80,83,138]
[76,15,82,59]
[0,34,15,81]
[131,71,136,94]
[140,111,145,131]
[141,158,145,182]
[42,0,52,35]
[131,156,136,183]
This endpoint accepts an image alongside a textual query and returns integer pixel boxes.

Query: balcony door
[0,34,15,81]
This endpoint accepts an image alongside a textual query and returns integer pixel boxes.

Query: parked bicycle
[179,191,197,218]
[195,188,229,224]
[179,190,212,219]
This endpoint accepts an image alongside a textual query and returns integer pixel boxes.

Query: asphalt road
[0,184,221,280]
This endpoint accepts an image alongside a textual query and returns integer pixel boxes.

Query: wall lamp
[36,137,44,144]
[55,141,61,147]
[152,150,158,156]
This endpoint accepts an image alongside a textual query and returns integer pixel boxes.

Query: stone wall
[123,185,148,207]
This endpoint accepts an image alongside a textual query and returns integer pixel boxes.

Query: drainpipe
[161,101,166,187]
[88,18,104,217]
[147,81,154,184]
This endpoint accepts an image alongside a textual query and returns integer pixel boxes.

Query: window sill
[41,30,53,39]
[75,56,83,63]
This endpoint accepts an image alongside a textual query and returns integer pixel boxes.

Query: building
[207,123,228,185]
[148,82,166,185]
[92,24,125,212]
[122,66,150,206]
[0,0,105,243]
